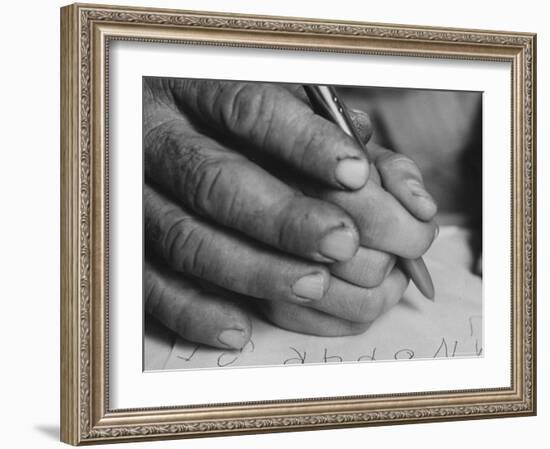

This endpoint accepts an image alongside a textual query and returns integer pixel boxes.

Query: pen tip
[401,257,435,301]
[424,286,435,301]
[418,269,435,301]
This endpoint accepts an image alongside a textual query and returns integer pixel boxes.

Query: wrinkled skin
[143,79,437,350]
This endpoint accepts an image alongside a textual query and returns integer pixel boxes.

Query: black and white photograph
[143,78,483,371]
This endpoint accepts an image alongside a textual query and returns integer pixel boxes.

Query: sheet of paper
[146,226,482,371]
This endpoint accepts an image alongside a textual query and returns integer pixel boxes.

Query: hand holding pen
[304,84,436,299]
[144,78,438,349]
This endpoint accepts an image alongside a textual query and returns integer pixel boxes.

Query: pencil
[303,84,435,300]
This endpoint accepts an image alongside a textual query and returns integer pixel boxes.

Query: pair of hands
[144,78,437,350]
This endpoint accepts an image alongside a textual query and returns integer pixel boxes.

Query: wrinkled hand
[143,78,437,350]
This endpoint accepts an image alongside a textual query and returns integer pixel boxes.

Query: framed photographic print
[60,3,537,445]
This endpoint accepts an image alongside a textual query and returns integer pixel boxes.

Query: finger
[198,277,371,337]
[331,246,396,288]
[167,79,370,190]
[145,118,360,262]
[303,177,437,259]
[310,267,408,323]
[144,260,251,349]
[260,300,370,337]
[369,142,438,221]
[144,184,332,305]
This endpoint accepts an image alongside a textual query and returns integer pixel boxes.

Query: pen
[303,84,435,300]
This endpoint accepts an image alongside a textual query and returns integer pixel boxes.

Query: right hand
[143,78,437,349]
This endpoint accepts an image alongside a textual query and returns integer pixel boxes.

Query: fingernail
[434,225,440,240]
[292,273,326,301]
[335,159,369,190]
[218,329,247,349]
[319,227,358,261]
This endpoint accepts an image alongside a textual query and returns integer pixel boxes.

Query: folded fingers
[261,267,407,336]
[310,267,408,323]
[313,178,438,259]
[145,118,360,263]
[260,300,370,337]
[145,260,252,349]
[164,79,371,190]
[145,184,333,305]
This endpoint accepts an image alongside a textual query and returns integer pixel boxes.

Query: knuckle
[144,269,165,314]
[176,139,244,222]
[188,156,225,213]
[219,83,275,139]
[273,192,305,249]
[297,121,328,163]
[144,215,164,247]
[161,214,209,277]
[144,120,180,175]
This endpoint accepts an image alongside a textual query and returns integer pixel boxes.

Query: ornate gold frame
[60,3,536,445]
